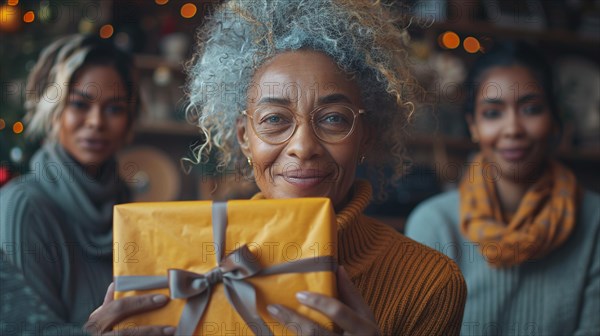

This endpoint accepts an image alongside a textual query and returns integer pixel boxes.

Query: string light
[463,36,481,53]
[440,31,460,49]
[23,10,34,23]
[180,3,197,19]
[12,121,24,134]
[0,5,20,32]
[155,0,169,4]
[7,0,18,6]
[99,24,114,39]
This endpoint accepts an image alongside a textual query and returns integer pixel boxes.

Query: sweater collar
[29,142,130,253]
[250,180,378,268]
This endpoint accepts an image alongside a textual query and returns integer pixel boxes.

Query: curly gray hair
[185,0,415,192]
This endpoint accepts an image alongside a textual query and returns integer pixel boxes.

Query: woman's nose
[284,121,325,160]
[85,106,104,129]
[502,109,525,138]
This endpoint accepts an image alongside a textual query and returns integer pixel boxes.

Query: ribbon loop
[168,269,210,299]
[220,245,262,279]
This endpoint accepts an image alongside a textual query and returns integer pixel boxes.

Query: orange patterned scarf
[460,155,579,268]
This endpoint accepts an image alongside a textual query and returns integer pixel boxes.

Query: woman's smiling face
[469,65,555,183]
[237,50,370,209]
[58,65,132,169]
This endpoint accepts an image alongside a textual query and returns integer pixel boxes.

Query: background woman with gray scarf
[0,34,138,326]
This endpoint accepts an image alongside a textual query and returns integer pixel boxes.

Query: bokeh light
[180,3,197,19]
[99,24,114,39]
[463,36,481,53]
[12,121,24,134]
[440,31,460,49]
[155,0,169,5]
[23,10,34,23]
[0,5,20,32]
[10,147,23,163]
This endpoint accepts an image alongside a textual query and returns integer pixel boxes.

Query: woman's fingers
[294,291,377,334]
[274,266,378,335]
[103,282,115,305]
[267,304,334,336]
[84,293,171,334]
[88,282,116,320]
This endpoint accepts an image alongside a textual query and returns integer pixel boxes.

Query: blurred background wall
[1,0,598,230]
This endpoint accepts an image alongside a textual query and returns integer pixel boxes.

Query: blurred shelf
[430,21,600,51]
[134,54,185,72]
[408,134,477,152]
[135,120,199,137]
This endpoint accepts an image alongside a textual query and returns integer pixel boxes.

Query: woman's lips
[281,170,332,189]
[498,147,530,162]
[79,138,109,151]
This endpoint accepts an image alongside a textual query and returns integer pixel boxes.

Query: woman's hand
[267,266,380,335]
[83,283,176,336]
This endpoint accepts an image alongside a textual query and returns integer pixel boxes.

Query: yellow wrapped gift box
[113,198,337,335]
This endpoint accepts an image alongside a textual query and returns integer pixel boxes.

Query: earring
[359,155,366,164]
[247,157,253,166]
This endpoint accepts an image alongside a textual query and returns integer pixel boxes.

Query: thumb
[104,282,115,305]
[88,282,115,320]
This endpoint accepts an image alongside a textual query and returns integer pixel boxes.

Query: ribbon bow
[168,243,269,335]
[115,202,336,336]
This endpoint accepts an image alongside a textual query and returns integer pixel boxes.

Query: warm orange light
[7,0,19,6]
[155,0,169,4]
[0,119,5,130]
[13,122,23,134]
[441,31,460,49]
[463,36,481,53]
[180,3,197,19]
[0,5,20,32]
[23,10,34,23]
[99,24,114,39]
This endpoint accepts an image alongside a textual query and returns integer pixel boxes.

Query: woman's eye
[266,115,282,123]
[69,100,88,110]
[522,105,543,115]
[322,114,344,123]
[259,113,290,125]
[481,109,501,119]
[106,104,126,115]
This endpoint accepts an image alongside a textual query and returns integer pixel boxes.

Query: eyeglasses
[242,103,366,145]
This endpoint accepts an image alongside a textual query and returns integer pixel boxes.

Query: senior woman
[86,1,466,335]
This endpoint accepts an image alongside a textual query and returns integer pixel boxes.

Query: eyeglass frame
[241,103,366,145]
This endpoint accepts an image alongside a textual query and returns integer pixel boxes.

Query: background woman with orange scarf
[406,42,599,336]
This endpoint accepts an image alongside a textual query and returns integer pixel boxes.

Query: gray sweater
[0,144,130,326]
[406,189,600,336]
[0,251,88,335]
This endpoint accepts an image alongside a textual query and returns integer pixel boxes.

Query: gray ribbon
[115,202,336,336]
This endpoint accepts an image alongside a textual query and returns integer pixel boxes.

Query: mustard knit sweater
[254,180,467,335]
